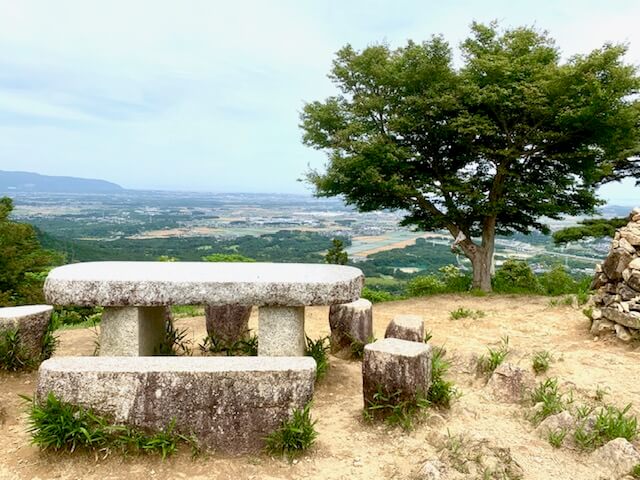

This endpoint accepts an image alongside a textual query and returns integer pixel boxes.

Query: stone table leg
[100,306,166,356]
[258,306,305,356]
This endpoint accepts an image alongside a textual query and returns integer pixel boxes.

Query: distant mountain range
[0,170,123,193]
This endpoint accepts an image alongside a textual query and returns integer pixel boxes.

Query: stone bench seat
[36,356,316,453]
[44,261,364,356]
[0,305,53,360]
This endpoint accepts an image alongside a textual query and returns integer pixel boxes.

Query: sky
[1,0,639,204]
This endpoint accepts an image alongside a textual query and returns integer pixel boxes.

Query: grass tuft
[199,332,258,356]
[427,347,457,409]
[450,308,485,320]
[305,336,330,382]
[530,378,567,424]
[532,351,552,375]
[363,385,430,430]
[264,403,317,459]
[155,319,192,356]
[574,404,638,451]
[477,336,510,376]
[547,428,567,448]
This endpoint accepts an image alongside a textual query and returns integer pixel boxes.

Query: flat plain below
[1,295,639,480]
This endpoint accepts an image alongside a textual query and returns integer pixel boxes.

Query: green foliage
[264,403,317,459]
[170,305,204,318]
[0,328,34,371]
[202,253,256,262]
[305,336,330,382]
[301,22,640,291]
[477,337,510,375]
[574,404,638,451]
[493,260,541,294]
[24,393,196,458]
[530,378,567,424]
[553,217,629,244]
[199,333,258,356]
[407,275,445,296]
[450,307,485,320]
[325,238,348,265]
[428,347,457,409]
[547,428,567,448]
[349,334,376,360]
[51,307,102,329]
[532,351,552,375]
[362,385,430,430]
[539,264,581,296]
[360,287,400,303]
[0,197,58,305]
[155,319,192,356]
[630,464,640,478]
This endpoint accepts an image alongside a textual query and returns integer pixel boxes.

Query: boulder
[620,230,640,247]
[618,284,640,301]
[602,249,633,281]
[416,460,447,480]
[615,324,633,342]
[384,314,425,343]
[0,305,53,360]
[534,411,575,443]
[602,307,640,330]
[590,438,640,479]
[205,305,252,343]
[328,298,373,353]
[628,271,640,292]
[486,363,535,403]
[590,319,615,335]
[36,356,316,453]
[362,338,432,409]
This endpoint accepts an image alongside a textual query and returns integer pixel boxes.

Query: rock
[205,305,252,343]
[417,459,447,480]
[362,338,432,410]
[591,273,608,290]
[591,438,640,478]
[590,319,615,335]
[384,314,425,343]
[36,356,316,453]
[618,284,640,301]
[534,411,575,441]
[486,363,535,403]
[602,307,640,330]
[619,237,637,255]
[628,271,640,292]
[592,308,603,320]
[0,305,53,360]
[628,258,640,271]
[328,298,373,353]
[615,324,633,342]
[602,249,634,281]
[621,230,640,247]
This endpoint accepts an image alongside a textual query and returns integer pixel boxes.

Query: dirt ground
[1,295,639,480]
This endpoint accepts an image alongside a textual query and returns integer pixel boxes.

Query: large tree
[301,22,640,291]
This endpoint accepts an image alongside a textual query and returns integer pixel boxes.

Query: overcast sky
[1,0,639,204]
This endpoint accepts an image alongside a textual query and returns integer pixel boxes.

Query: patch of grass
[530,378,566,424]
[427,347,457,409]
[0,328,35,371]
[424,330,433,343]
[595,385,609,402]
[582,307,593,320]
[477,337,510,376]
[574,404,638,451]
[450,307,485,320]
[155,319,192,356]
[23,393,198,458]
[199,332,258,356]
[305,336,329,382]
[170,305,205,318]
[532,351,552,375]
[469,288,488,297]
[363,385,430,430]
[548,296,575,307]
[264,403,317,459]
[547,428,567,448]
[630,464,640,478]
[349,334,376,360]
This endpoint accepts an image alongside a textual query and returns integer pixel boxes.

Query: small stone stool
[385,314,424,342]
[205,305,252,343]
[362,338,432,409]
[0,305,53,360]
[329,298,372,353]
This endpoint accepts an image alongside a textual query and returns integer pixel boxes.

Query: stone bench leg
[258,306,305,356]
[100,307,166,356]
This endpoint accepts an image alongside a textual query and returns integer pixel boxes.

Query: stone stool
[329,298,372,354]
[0,305,53,361]
[362,338,432,410]
[205,305,252,343]
[385,314,424,342]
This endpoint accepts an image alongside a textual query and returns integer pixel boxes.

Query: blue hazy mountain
[0,170,123,193]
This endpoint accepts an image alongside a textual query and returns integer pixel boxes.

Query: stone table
[44,261,364,356]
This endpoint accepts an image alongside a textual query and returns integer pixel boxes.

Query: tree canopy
[301,22,640,290]
[325,238,348,265]
[0,197,56,305]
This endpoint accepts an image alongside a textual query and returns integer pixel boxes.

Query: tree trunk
[470,247,493,291]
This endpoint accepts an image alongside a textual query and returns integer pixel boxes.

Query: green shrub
[202,253,255,262]
[349,334,376,360]
[264,403,317,459]
[630,464,640,478]
[532,351,552,375]
[427,347,456,409]
[362,385,430,430]
[0,328,34,371]
[493,260,541,294]
[406,275,445,297]
[539,264,578,296]
[51,307,102,330]
[360,287,399,303]
[24,393,197,458]
[439,265,472,292]
[305,336,330,382]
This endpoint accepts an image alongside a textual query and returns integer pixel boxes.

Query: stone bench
[36,356,316,453]
[44,261,364,356]
[0,305,53,360]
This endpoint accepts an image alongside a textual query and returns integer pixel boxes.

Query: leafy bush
[362,385,430,430]
[264,403,317,458]
[360,287,399,303]
[202,253,255,262]
[539,264,578,296]
[51,307,102,329]
[493,260,542,294]
[305,336,330,382]
[24,393,197,458]
[427,347,456,409]
[439,265,472,292]
[406,275,445,296]
[0,328,34,371]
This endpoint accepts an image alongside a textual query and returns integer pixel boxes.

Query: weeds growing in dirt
[23,393,198,458]
[199,332,258,356]
[349,334,376,360]
[529,378,567,424]
[450,308,485,320]
[305,336,330,381]
[424,330,433,343]
[362,385,430,430]
[0,326,55,371]
[264,403,317,459]
[427,347,457,409]
[547,428,567,448]
[477,337,510,376]
[594,385,609,402]
[532,351,552,375]
[630,464,640,478]
[574,404,638,451]
[155,319,192,356]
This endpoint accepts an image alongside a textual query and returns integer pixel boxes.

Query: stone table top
[0,305,53,319]
[44,261,364,307]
